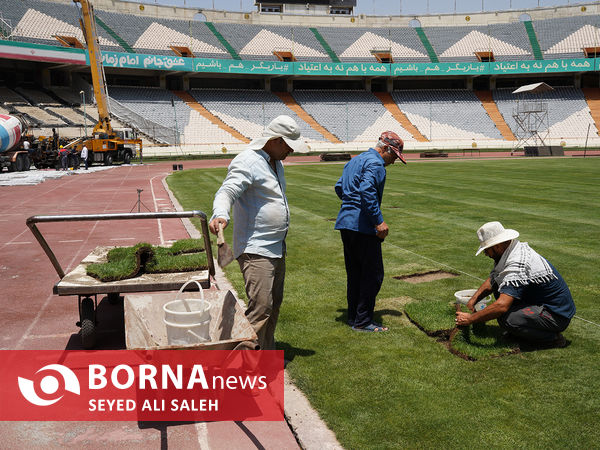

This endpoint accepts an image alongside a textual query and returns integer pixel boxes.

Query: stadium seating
[0,86,28,104]
[316,26,428,62]
[96,9,228,58]
[210,23,328,61]
[108,86,190,137]
[11,105,66,126]
[189,89,327,142]
[493,87,598,140]
[391,90,503,141]
[291,90,415,142]
[6,0,121,50]
[425,23,532,62]
[52,87,88,105]
[14,87,60,105]
[3,0,600,66]
[535,15,600,59]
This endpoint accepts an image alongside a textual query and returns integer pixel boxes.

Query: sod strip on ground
[167,158,600,448]
[405,300,518,359]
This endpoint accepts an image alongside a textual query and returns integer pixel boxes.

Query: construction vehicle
[72,0,142,166]
[0,114,31,172]
[1,114,83,171]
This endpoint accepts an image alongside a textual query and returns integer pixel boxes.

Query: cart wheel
[107,292,121,305]
[80,297,97,349]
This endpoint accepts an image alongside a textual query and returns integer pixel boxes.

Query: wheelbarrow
[26,211,215,349]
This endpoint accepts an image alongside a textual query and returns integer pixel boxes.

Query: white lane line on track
[59,239,84,243]
[150,173,170,246]
[195,422,210,449]
[5,241,32,245]
[26,333,74,339]
[15,169,126,349]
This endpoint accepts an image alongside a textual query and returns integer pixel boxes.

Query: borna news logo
[18,364,81,406]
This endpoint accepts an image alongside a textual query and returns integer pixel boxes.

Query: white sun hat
[475,221,519,256]
[246,115,308,153]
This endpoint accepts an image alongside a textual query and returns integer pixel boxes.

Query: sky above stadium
[142,0,588,16]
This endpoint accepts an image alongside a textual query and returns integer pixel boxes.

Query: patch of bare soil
[393,270,458,284]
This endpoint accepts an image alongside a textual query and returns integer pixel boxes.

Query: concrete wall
[45,0,600,28]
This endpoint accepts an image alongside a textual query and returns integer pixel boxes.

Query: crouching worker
[455,221,575,348]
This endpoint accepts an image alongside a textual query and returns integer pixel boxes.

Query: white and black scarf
[490,239,557,290]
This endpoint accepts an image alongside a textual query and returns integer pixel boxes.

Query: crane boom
[73,0,112,135]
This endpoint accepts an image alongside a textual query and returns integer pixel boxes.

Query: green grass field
[167,157,600,448]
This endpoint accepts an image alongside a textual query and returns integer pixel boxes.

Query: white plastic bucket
[454,289,492,310]
[163,280,211,345]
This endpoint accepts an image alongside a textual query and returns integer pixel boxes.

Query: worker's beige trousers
[238,253,285,351]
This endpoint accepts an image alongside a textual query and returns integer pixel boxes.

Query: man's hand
[209,217,228,235]
[466,296,478,312]
[375,221,389,240]
[455,311,473,327]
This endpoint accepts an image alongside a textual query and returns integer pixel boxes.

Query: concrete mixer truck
[0,113,31,172]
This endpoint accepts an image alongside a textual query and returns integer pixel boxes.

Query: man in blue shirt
[455,221,576,348]
[209,115,307,350]
[334,131,406,332]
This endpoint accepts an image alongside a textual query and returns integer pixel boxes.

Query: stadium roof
[512,82,555,95]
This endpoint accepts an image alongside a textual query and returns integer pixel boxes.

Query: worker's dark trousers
[341,229,384,328]
[497,304,571,343]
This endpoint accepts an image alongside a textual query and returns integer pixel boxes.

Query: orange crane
[71,0,142,166]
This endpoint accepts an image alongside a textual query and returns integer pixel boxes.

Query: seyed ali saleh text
[87,364,268,412]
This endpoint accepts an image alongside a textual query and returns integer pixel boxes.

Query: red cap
[380,131,406,164]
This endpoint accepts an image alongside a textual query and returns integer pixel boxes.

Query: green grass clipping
[86,238,208,282]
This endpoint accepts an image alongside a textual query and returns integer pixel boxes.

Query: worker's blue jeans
[340,229,384,328]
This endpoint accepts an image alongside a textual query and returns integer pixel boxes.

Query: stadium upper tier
[2,0,600,62]
[2,83,598,146]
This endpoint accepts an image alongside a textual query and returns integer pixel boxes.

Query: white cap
[475,221,519,256]
[246,115,308,153]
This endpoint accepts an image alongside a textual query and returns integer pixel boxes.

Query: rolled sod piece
[87,243,154,282]
[86,239,208,282]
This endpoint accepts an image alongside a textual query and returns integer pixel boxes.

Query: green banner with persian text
[0,41,597,76]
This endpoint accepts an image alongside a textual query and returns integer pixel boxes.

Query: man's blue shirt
[499,261,576,319]
[334,148,386,235]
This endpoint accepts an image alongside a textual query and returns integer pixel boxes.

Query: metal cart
[26,211,215,349]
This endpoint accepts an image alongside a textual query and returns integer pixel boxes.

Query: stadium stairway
[172,91,250,143]
[582,88,600,130]
[474,91,516,140]
[415,27,439,63]
[523,21,544,60]
[372,92,428,142]
[204,22,241,60]
[273,92,343,144]
[309,28,340,62]
[95,16,135,53]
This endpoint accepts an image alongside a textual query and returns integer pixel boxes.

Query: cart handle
[26,211,215,280]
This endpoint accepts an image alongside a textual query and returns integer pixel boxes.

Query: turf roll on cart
[26,211,215,349]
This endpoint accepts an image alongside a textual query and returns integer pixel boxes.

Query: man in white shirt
[209,115,307,350]
[81,145,88,170]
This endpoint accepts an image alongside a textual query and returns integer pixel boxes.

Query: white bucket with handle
[163,280,211,345]
[454,289,492,311]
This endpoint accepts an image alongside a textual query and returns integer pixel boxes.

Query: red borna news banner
[0,350,284,421]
